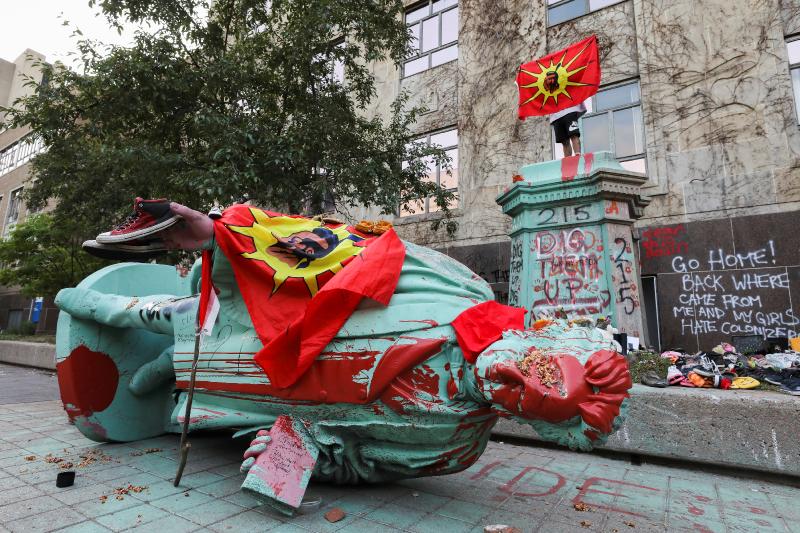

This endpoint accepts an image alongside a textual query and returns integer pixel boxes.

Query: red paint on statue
[488,350,630,434]
[56,345,119,422]
[370,338,446,399]
[399,319,440,328]
[409,365,440,397]
[561,155,580,181]
[177,337,446,406]
[447,375,458,399]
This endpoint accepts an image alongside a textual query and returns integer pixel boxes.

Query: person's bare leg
[561,142,573,157]
[160,203,215,250]
[570,135,582,155]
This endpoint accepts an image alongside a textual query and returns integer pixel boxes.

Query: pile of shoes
[82,198,181,260]
[649,342,800,395]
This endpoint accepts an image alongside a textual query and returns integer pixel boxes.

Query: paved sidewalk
[1,363,799,533]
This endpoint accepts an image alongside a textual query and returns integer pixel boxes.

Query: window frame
[788,36,800,124]
[553,79,646,172]
[403,0,459,78]
[4,187,23,237]
[399,126,459,217]
[547,0,626,27]
[0,135,45,178]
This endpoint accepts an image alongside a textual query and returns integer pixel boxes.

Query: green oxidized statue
[55,204,631,513]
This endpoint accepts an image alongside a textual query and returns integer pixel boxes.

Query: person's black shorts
[551,111,581,144]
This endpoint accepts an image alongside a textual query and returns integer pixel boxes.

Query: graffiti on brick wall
[530,228,611,316]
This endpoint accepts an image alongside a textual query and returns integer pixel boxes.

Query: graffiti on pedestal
[608,224,643,337]
[508,237,523,306]
[530,227,610,316]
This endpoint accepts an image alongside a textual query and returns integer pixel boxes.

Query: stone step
[493,383,800,478]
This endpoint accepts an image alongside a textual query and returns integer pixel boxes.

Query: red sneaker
[96,198,181,243]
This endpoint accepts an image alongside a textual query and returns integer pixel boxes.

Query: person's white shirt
[549,102,587,123]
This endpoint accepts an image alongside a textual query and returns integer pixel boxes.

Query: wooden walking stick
[174,324,202,486]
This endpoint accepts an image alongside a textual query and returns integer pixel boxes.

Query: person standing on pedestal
[516,35,600,159]
[547,69,587,158]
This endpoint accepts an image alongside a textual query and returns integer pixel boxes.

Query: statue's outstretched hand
[240,430,272,473]
[160,203,215,250]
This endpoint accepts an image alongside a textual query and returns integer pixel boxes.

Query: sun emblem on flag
[227,208,364,296]
[518,39,595,109]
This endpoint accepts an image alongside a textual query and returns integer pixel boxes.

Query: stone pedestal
[496,151,650,337]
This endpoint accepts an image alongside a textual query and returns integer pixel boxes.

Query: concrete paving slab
[1,362,799,533]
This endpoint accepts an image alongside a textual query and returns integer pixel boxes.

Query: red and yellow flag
[209,206,406,388]
[517,35,601,119]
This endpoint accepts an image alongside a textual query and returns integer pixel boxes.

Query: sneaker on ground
[778,376,800,395]
[96,198,180,243]
[82,239,168,261]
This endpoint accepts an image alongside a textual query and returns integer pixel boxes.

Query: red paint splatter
[57,345,119,422]
[749,507,767,515]
[399,319,440,328]
[410,365,440,397]
[694,495,712,503]
[583,152,594,175]
[687,504,704,516]
[447,376,458,399]
[370,338,446,399]
[561,155,580,181]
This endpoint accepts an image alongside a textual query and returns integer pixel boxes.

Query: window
[403,0,458,78]
[4,188,23,237]
[547,0,625,26]
[553,80,646,173]
[400,128,458,216]
[789,39,800,123]
[0,135,44,177]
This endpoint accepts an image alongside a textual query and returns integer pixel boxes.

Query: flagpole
[174,324,202,486]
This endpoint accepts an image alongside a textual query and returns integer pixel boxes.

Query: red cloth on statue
[451,301,527,363]
[208,205,405,388]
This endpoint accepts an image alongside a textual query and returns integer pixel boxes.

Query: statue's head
[472,321,631,450]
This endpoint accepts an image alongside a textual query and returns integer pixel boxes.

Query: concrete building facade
[358,0,800,351]
[0,50,55,333]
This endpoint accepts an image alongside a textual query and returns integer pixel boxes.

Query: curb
[0,340,56,370]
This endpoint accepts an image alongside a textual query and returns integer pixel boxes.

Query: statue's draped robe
[177,240,501,482]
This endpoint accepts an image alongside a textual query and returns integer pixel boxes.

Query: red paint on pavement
[572,477,660,518]
[500,466,566,497]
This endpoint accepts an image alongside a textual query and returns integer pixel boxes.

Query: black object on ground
[56,471,75,488]
[731,335,769,355]
[613,333,628,356]
[641,371,667,388]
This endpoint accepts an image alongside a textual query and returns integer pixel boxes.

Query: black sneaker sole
[96,215,181,244]
[82,240,168,260]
